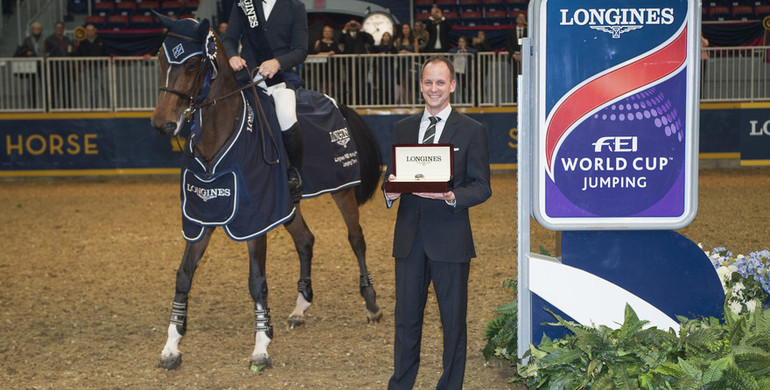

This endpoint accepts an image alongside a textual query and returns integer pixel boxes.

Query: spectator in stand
[425,6,451,52]
[14,22,45,108]
[339,19,374,104]
[505,12,528,103]
[394,23,419,104]
[373,31,396,103]
[45,21,74,57]
[217,22,228,40]
[15,22,44,57]
[339,19,373,54]
[701,35,709,98]
[313,25,339,55]
[449,36,477,104]
[74,24,109,56]
[45,21,74,108]
[75,24,111,108]
[505,12,527,73]
[471,30,490,52]
[413,20,429,52]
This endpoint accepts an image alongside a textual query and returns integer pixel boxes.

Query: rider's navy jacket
[222,0,308,85]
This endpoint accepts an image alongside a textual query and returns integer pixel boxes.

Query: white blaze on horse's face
[151,50,204,138]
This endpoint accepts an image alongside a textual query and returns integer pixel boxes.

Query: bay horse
[149,16,382,371]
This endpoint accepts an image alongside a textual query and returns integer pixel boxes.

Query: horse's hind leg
[159,227,214,370]
[332,189,382,323]
[283,204,316,329]
[247,235,274,371]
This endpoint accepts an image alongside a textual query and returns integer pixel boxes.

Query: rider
[223,0,308,201]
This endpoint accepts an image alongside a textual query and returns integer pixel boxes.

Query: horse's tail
[339,104,382,205]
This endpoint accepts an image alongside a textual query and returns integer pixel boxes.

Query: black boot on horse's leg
[281,123,304,202]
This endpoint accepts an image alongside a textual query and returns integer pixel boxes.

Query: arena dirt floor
[1,168,769,389]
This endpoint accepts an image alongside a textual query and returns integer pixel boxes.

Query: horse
[149,16,383,371]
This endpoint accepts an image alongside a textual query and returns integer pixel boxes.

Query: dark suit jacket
[223,0,308,72]
[425,18,451,52]
[384,109,491,262]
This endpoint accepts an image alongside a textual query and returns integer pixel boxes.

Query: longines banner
[532,0,700,230]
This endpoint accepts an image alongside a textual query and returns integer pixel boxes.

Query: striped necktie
[422,116,440,144]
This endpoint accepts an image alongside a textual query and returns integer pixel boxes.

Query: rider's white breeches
[266,82,298,131]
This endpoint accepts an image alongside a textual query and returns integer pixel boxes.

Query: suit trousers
[388,229,470,390]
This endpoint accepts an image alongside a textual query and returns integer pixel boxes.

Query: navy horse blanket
[180,87,361,242]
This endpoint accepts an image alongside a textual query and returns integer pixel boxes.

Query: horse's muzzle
[152,120,179,138]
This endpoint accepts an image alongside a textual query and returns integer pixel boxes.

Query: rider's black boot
[281,123,304,202]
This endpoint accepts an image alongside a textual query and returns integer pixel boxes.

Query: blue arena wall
[0,105,767,177]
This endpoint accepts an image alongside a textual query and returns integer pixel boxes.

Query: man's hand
[229,56,247,71]
[413,191,455,202]
[384,174,401,201]
[258,58,281,79]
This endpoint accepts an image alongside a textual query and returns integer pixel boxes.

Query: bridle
[157,31,279,168]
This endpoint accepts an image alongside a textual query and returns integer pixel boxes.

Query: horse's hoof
[159,353,182,370]
[367,309,383,323]
[288,315,305,329]
[249,356,272,372]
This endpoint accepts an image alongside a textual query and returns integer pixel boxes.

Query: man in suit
[224,0,308,201]
[425,7,451,52]
[505,12,528,103]
[383,56,492,390]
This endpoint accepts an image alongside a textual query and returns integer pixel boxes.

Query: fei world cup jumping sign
[517,0,720,360]
[532,0,700,230]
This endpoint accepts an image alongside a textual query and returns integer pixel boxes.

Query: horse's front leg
[283,205,315,329]
[159,227,215,370]
[247,235,273,371]
[332,189,382,323]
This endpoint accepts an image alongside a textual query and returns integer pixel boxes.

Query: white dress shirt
[263,0,276,19]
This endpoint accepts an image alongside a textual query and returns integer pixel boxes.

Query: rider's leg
[270,84,303,202]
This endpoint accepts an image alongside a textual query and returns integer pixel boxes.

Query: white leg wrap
[161,324,183,358]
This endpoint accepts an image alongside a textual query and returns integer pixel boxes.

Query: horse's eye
[185,60,199,72]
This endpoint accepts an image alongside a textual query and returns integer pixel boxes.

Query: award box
[384,143,454,193]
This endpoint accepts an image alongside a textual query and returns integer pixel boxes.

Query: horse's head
[150,14,223,138]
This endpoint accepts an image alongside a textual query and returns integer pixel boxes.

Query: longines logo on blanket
[329,127,351,147]
[186,184,231,202]
[560,8,674,38]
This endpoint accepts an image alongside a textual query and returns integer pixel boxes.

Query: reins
[159,30,280,171]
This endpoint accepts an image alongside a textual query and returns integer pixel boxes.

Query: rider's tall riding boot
[281,123,304,202]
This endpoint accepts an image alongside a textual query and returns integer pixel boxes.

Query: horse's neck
[196,73,242,162]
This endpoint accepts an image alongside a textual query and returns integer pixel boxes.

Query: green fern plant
[514,304,770,390]
[482,277,518,362]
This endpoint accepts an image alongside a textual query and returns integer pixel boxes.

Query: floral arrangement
[706,246,770,315]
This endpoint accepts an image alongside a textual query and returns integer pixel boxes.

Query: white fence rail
[0,47,767,112]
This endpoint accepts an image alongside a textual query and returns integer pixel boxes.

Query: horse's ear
[152,10,175,29]
[197,19,211,38]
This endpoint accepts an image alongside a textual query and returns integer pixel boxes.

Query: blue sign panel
[532,0,700,229]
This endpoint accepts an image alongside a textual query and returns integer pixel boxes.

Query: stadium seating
[116,1,138,17]
[755,4,770,19]
[130,14,157,29]
[85,15,107,29]
[106,14,129,30]
[160,1,184,17]
[732,5,754,20]
[137,1,160,15]
[93,1,115,17]
[708,5,731,20]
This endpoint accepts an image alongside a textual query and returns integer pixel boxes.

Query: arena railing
[0,47,767,113]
